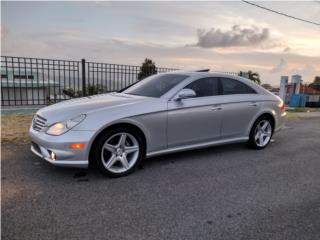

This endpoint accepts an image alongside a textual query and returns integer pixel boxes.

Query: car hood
[37,93,149,124]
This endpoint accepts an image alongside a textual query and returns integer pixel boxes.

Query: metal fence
[1,56,177,106]
[85,61,177,94]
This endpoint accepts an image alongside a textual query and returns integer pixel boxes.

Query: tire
[93,127,145,177]
[248,116,274,150]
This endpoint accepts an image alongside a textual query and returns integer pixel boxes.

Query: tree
[239,70,261,85]
[313,76,320,84]
[138,58,157,80]
[309,76,320,91]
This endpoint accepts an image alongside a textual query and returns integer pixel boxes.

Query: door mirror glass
[175,88,196,100]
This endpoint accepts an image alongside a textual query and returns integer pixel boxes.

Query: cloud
[2,27,319,85]
[191,25,270,48]
[270,58,287,73]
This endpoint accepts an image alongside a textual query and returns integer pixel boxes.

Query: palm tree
[239,70,261,85]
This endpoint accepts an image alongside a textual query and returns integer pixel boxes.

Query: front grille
[32,115,47,131]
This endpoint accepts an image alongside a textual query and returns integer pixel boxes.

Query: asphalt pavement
[2,116,320,240]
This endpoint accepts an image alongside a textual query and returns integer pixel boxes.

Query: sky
[1,1,320,85]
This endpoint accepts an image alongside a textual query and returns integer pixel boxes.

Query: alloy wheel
[101,132,140,173]
[254,120,272,147]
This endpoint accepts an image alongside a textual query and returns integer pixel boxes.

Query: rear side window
[184,77,219,98]
[220,78,256,95]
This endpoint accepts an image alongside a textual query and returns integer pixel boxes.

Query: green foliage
[138,58,157,80]
[239,70,261,85]
[313,76,320,84]
[63,84,104,98]
[86,84,104,96]
[309,76,320,91]
[63,88,76,98]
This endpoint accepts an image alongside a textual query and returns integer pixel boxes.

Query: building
[278,74,320,107]
[1,69,63,105]
[279,76,288,101]
[291,74,302,94]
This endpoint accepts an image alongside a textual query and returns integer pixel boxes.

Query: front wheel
[93,127,144,177]
[248,117,273,149]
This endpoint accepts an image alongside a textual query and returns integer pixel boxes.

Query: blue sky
[2,1,320,85]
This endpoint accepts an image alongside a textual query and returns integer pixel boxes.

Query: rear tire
[93,127,145,177]
[248,116,273,150]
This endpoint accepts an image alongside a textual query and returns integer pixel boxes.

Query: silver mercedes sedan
[30,71,286,177]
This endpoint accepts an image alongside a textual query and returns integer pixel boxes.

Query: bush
[63,84,105,98]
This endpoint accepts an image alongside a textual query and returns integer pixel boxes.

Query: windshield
[123,74,189,98]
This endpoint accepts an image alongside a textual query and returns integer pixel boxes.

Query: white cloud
[270,58,287,73]
[190,25,270,48]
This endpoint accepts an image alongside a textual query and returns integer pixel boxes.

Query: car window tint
[220,78,256,95]
[124,74,188,98]
[184,77,219,97]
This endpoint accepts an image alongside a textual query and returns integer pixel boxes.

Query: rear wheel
[93,127,144,177]
[248,117,273,149]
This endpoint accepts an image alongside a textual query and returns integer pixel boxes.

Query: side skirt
[146,137,249,158]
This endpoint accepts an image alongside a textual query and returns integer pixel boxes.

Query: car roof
[164,71,251,83]
[168,70,237,78]
[159,70,271,97]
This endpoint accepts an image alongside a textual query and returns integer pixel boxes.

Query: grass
[286,112,302,121]
[1,114,33,143]
[286,107,320,112]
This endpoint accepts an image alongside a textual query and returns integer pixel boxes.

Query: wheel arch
[248,111,276,135]
[87,120,148,165]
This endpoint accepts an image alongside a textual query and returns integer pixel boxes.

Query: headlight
[46,114,86,136]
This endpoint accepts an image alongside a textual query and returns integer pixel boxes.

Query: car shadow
[143,142,248,168]
[67,142,249,181]
[21,141,257,182]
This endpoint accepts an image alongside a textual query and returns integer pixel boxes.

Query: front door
[167,77,222,148]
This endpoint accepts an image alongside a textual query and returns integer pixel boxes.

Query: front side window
[184,77,219,98]
[220,78,256,95]
[124,74,188,98]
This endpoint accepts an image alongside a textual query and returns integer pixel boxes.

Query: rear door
[219,77,261,139]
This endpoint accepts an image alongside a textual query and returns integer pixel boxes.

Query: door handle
[211,105,222,111]
[248,102,257,106]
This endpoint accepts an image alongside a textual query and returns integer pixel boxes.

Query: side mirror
[175,88,196,101]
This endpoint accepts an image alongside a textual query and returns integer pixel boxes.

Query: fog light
[69,143,85,149]
[50,151,56,160]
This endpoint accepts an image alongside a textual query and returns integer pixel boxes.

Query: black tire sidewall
[93,127,144,177]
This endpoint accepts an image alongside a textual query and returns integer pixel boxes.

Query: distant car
[30,71,286,177]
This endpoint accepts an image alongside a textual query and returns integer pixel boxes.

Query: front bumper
[29,127,95,168]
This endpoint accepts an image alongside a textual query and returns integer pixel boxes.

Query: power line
[242,0,320,26]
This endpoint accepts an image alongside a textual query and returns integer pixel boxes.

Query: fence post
[81,59,86,96]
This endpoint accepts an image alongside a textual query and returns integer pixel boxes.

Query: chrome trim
[146,137,248,158]
[33,114,47,132]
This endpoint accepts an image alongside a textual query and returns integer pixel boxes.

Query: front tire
[93,127,144,177]
[248,117,273,149]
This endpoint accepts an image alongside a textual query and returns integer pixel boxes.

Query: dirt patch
[1,114,33,143]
